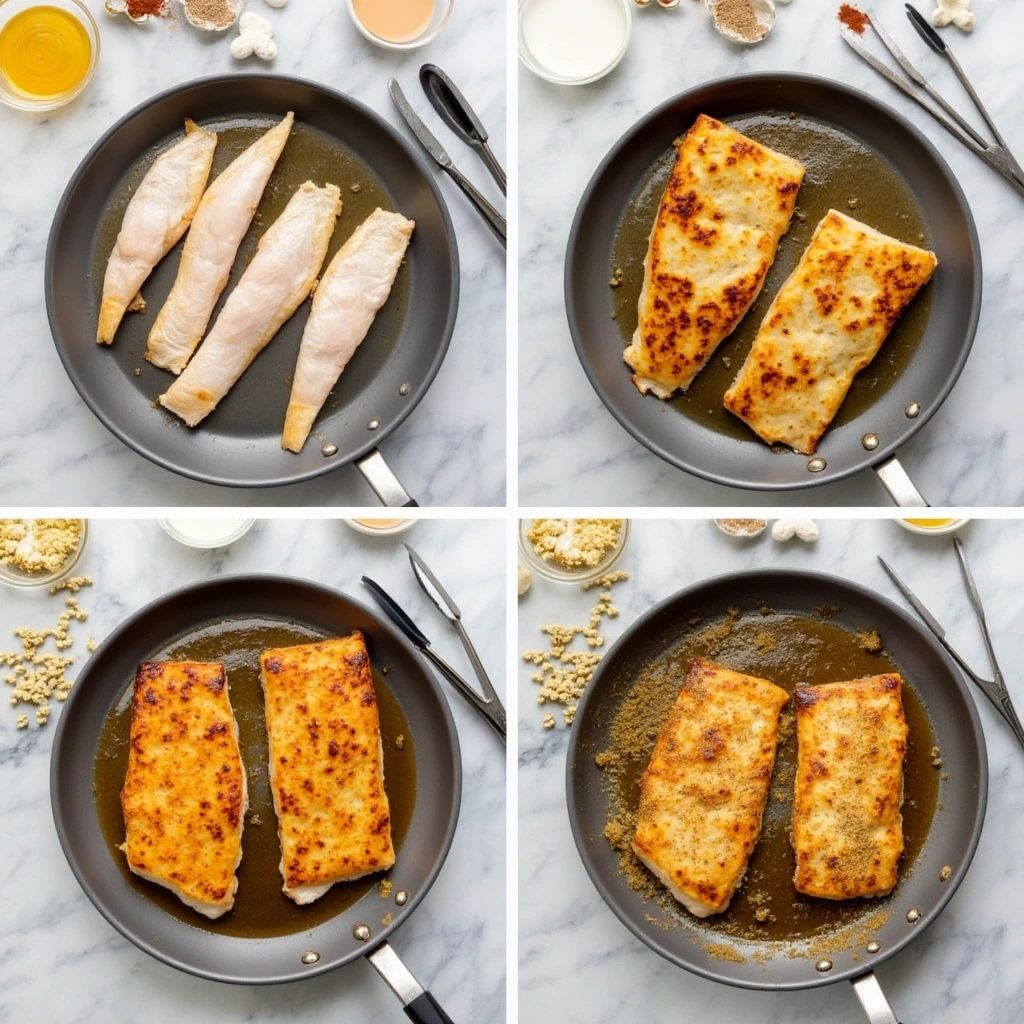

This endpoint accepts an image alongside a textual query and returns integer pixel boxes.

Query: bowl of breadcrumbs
[0,519,89,590]
[519,518,629,585]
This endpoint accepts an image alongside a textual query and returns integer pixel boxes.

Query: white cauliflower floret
[932,0,974,31]
[230,11,278,60]
[771,519,819,544]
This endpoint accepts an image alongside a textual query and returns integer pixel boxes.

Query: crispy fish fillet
[793,674,908,900]
[624,114,806,398]
[159,181,342,427]
[632,658,789,917]
[97,121,217,345]
[119,661,246,919]
[282,208,415,453]
[723,210,938,454]
[146,112,295,374]
[259,633,395,904]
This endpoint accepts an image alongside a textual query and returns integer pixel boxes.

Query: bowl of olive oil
[0,0,98,111]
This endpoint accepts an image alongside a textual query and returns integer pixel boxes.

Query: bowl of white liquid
[158,518,255,550]
[519,0,632,85]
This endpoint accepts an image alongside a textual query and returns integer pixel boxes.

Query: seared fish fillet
[282,208,414,453]
[724,210,938,454]
[260,633,395,904]
[632,658,789,917]
[159,181,342,427]
[624,114,805,398]
[793,674,908,900]
[119,661,246,919]
[97,121,217,345]
[146,112,295,374]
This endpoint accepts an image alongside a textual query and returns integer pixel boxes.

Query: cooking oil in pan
[611,112,933,443]
[94,616,416,939]
[597,609,940,946]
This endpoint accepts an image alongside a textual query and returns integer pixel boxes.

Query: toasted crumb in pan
[379,879,394,899]
[703,942,746,964]
[857,628,884,653]
[940,865,952,882]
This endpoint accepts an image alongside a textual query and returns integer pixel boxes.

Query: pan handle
[355,449,419,507]
[851,971,904,1024]
[873,454,929,507]
[367,942,455,1024]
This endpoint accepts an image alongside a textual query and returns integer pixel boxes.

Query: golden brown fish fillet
[119,661,246,919]
[793,674,908,900]
[259,633,394,904]
[723,210,938,454]
[632,658,789,917]
[624,114,806,398]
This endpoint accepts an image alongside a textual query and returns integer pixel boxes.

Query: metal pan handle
[355,449,419,507]
[851,971,904,1024]
[873,454,929,507]
[367,942,455,1024]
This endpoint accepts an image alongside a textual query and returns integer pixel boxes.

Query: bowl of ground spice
[0,519,88,590]
[705,0,776,45]
[519,518,629,584]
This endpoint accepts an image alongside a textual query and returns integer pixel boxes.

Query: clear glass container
[0,519,89,590]
[347,0,454,51]
[519,519,630,585]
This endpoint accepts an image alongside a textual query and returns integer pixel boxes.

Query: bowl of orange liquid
[347,0,453,51]
[0,0,98,111]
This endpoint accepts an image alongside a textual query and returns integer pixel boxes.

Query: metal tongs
[361,548,506,743]
[879,535,1024,750]
[840,4,1024,200]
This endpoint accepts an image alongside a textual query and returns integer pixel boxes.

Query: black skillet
[46,74,460,504]
[50,576,461,1023]
[567,569,988,1022]
[565,74,982,505]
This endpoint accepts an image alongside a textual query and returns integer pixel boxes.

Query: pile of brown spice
[523,571,630,727]
[838,3,870,35]
[709,0,771,43]
[182,0,239,30]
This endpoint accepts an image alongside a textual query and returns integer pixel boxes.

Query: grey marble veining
[0,2,505,507]
[518,517,1024,1022]
[0,517,505,1023]
[518,4,1024,506]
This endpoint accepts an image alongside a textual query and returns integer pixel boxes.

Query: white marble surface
[0,1,505,507]
[518,3,1024,506]
[0,517,505,1023]
[519,517,1024,1022]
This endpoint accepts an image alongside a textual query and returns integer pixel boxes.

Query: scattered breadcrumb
[350,183,362,193]
[608,267,624,288]
[940,864,952,882]
[15,714,28,730]
[524,571,630,728]
[381,912,394,925]
[250,814,263,826]
[0,519,82,575]
[87,637,98,652]
[395,733,405,750]
[857,628,883,653]
[379,879,394,898]
[526,519,622,570]
[51,576,92,596]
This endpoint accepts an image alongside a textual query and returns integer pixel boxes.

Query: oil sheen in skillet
[611,112,933,444]
[93,616,416,938]
[599,609,940,945]
[90,119,411,436]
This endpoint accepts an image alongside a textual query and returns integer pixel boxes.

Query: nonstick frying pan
[565,74,983,505]
[46,74,460,504]
[50,576,462,1023]
[566,569,988,1022]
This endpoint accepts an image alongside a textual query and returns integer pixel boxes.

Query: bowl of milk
[519,0,632,85]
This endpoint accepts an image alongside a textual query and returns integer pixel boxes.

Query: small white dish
[706,0,775,45]
[158,518,254,549]
[344,518,417,538]
[713,518,768,539]
[519,0,632,86]
[347,0,454,51]
[896,517,970,537]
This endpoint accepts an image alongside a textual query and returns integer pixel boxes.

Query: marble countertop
[518,3,1024,506]
[0,517,505,1023]
[518,517,1024,1022]
[0,1,505,507]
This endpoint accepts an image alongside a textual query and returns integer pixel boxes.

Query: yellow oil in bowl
[0,5,92,101]
[904,518,956,529]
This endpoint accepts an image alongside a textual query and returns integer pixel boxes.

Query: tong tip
[905,2,947,53]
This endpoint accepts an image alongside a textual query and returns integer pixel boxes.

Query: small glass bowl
[344,518,417,538]
[519,519,630,585]
[0,519,89,590]
[0,0,100,113]
[347,0,454,51]
[518,0,632,86]
[158,519,255,550]
[896,517,970,537]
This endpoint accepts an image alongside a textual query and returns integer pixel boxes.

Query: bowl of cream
[519,0,632,85]
[347,0,454,51]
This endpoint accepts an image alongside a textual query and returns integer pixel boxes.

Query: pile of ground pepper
[3,578,92,729]
[524,571,630,727]
[526,519,623,571]
[0,519,81,575]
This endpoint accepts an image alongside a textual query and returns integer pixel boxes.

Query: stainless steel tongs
[841,4,1024,200]
[879,535,1024,751]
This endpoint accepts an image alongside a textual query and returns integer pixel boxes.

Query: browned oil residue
[611,113,932,441]
[596,609,939,949]
[94,616,416,938]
